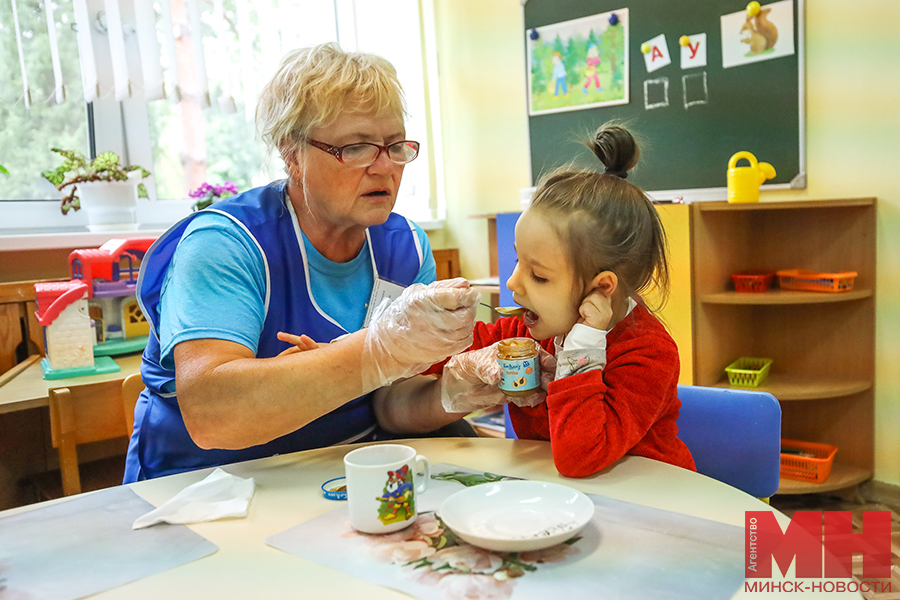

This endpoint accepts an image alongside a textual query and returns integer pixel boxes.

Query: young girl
[440,123,696,478]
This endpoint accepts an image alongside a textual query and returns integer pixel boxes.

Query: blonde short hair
[255,43,407,163]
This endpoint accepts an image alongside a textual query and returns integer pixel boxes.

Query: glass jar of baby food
[497,337,541,397]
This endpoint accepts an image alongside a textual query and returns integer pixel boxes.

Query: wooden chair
[122,373,144,433]
[432,248,461,280]
[0,280,50,377]
[47,379,131,496]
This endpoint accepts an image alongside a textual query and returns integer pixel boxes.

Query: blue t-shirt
[157,211,436,380]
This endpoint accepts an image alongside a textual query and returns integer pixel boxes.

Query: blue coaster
[41,355,121,380]
[321,477,347,501]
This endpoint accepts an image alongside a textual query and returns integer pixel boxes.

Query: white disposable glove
[361,278,481,391]
[440,342,556,413]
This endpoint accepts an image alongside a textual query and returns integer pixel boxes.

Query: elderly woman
[124,43,479,482]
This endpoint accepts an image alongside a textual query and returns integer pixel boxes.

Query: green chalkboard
[524,0,804,194]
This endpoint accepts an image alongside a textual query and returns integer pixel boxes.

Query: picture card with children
[527,9,630,116]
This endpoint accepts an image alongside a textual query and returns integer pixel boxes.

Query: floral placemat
[0,486,218,600]
[266,464,744,600]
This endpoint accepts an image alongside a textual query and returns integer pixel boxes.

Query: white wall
[429,0,531,277]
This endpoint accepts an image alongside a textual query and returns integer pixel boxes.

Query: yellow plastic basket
[724,357,773,387]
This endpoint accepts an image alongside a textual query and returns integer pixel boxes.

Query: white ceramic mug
[343,444,430,534]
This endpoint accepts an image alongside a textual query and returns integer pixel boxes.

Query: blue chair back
[503,403,518,439]
[496,212,521,309]
[676,384,782,498]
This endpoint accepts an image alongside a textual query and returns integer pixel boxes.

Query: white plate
[439,480,594,552]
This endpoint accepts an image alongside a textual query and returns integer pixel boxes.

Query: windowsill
[0,202,445,250]
[0,221,448,251]
[0,226,172,251]
[416,218,445,231]
[0,198,193,251]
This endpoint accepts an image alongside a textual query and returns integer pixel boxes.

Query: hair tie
[604,167,628,179]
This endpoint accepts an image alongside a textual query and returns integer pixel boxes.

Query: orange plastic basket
[776,269,857,293]
[780,439,838,483]
[731,271,775,293]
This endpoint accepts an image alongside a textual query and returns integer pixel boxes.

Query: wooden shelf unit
[710,374,872,401]
[690,198,876,495]
[699,288,872,305]
[777,463,872,495]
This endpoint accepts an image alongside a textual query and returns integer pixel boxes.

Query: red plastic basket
[731,271,775,293]
[776,269,857,293]
[780,439,838,483]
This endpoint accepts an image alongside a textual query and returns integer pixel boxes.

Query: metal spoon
[481,303,527,317]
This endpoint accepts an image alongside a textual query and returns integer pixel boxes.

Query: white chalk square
[683,72,709,108]
[644,77,669,110]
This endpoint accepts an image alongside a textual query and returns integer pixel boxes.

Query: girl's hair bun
[586,123,640,176]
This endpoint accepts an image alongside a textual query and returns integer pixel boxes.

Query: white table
[1,438,862,599]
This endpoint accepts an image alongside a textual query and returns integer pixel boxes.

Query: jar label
[498,357,541,393]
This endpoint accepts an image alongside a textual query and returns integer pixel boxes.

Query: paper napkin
[132,468,256,530]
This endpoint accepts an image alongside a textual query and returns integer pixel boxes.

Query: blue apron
[125,181,423,481]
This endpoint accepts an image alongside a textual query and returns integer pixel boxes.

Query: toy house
[34,280,95,372]
[69,238,155,351]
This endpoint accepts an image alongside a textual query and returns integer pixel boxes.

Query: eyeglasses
[307,138,420,167]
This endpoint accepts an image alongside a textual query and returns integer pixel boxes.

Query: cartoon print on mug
[376,465,415,525]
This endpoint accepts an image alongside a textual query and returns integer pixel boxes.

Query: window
[0,0,87,201]
[0,0,442,230]
[349,0,435,222]
[144,0,340,200]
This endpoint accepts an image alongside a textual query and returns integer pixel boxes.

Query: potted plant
[41,149,151,231]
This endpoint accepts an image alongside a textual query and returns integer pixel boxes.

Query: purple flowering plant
[190,181,239,212]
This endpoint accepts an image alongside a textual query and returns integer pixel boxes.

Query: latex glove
[441,343,556,413]
[361,278,481,391]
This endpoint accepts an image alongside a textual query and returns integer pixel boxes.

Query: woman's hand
[361,278,481,391]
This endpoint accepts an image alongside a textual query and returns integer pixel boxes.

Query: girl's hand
[441,344,505,413]
[578,288,614,330]
[441,343,553,412]
[276,331,321,356]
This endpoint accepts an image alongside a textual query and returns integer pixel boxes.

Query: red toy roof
[34,280,89,326]
[69,238,155,266]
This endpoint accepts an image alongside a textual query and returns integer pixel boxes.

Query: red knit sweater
[450,305,696,478]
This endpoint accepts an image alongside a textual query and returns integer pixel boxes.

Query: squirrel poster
[721,0,795,70]
[740,7,779,56]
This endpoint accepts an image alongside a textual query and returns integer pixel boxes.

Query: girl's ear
[587,270,618,298]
